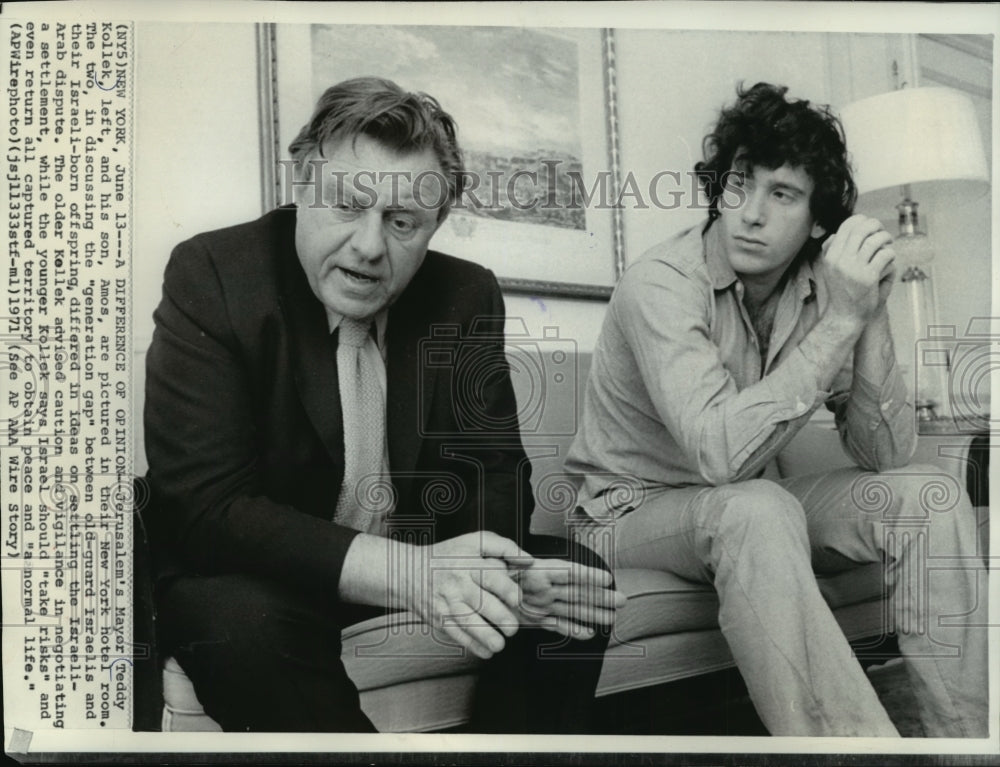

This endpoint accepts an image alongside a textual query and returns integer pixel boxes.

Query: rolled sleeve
[828,356,916,471]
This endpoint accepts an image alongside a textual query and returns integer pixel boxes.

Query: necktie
[334,318,387,533]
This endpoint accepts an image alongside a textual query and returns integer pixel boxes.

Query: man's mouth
[734,234,766,247]
[339,266,380,284]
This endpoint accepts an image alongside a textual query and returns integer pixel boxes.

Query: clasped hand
[819,214,897,325]
[404,532,625,660]
[513,557,626,639]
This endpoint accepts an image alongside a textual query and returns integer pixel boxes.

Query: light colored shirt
[565,221,915,521]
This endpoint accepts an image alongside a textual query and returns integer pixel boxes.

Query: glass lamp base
[915,400,939,422]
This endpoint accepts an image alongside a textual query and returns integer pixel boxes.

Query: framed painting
[258,23,624,299]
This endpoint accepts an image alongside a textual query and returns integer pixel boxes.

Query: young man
[565,82,987,737]
[144,77,624,732]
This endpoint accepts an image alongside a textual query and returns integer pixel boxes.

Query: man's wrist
[821,305,867,339]
[384,537,419,612]
[340,533,414,610]
[854,307,893,352]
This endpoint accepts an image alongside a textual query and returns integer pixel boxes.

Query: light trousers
[577,464,989,737]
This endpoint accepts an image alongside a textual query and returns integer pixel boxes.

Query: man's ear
[810,221,826,240]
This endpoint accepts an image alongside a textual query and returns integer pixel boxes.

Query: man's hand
[510,558,627,639]
[403,531,531,660]
[819,215,896,327]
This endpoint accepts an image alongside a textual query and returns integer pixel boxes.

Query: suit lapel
[276,218,346,476]
[386,254,440,516]
[386,293,437,484]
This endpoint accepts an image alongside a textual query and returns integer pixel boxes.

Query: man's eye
[388,215,417,235]
[330,201,359,217]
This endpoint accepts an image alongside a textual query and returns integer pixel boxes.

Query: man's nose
[350,210,387,261]
[741,189,766,226]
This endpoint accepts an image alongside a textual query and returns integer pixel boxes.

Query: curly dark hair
[695,82,857,239]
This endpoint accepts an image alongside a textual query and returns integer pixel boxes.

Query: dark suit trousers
[157,534,612,733]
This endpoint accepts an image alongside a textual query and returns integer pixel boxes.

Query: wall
[133,23,262,348]
[132,23,261,471]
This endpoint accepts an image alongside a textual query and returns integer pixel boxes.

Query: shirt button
[795,400,807,414]
[881,400,892,411]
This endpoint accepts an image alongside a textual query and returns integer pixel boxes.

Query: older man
[144,77,623,733]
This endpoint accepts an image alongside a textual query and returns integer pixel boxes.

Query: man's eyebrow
[384,189,422,208]
[770,180,808,195]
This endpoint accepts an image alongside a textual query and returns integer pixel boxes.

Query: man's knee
[159,573,336,662]
[855,465,978,556]
[711,479,809,548]
[852,464,970,520]
[158,573,371,732]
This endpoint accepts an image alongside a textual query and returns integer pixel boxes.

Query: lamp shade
[840,87,989,206]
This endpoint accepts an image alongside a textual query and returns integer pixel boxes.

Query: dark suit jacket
[144,207,535,599]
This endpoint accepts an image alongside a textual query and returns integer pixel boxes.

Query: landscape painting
[310,24,587,232]
[270,24,621,294]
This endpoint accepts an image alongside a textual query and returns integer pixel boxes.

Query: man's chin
[318,288,387,321]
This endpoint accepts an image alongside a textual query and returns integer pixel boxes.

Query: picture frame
[258,23,625,300]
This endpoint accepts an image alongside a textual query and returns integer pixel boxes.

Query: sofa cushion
[337,560,887,691]
[609,562,886,645]
[162,656,223,732]
[340,611,483,691]
[514,349,593,539]
[596,596,888,696]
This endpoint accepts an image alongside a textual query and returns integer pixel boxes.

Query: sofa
[140,346,981,733]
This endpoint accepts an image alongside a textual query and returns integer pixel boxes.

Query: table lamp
[839,86,990,422]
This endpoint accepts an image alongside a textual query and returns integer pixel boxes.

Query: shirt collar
[703,220,739,291]
[703,219,817,302]
[326,309,388,349]
[793,258,819,302]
